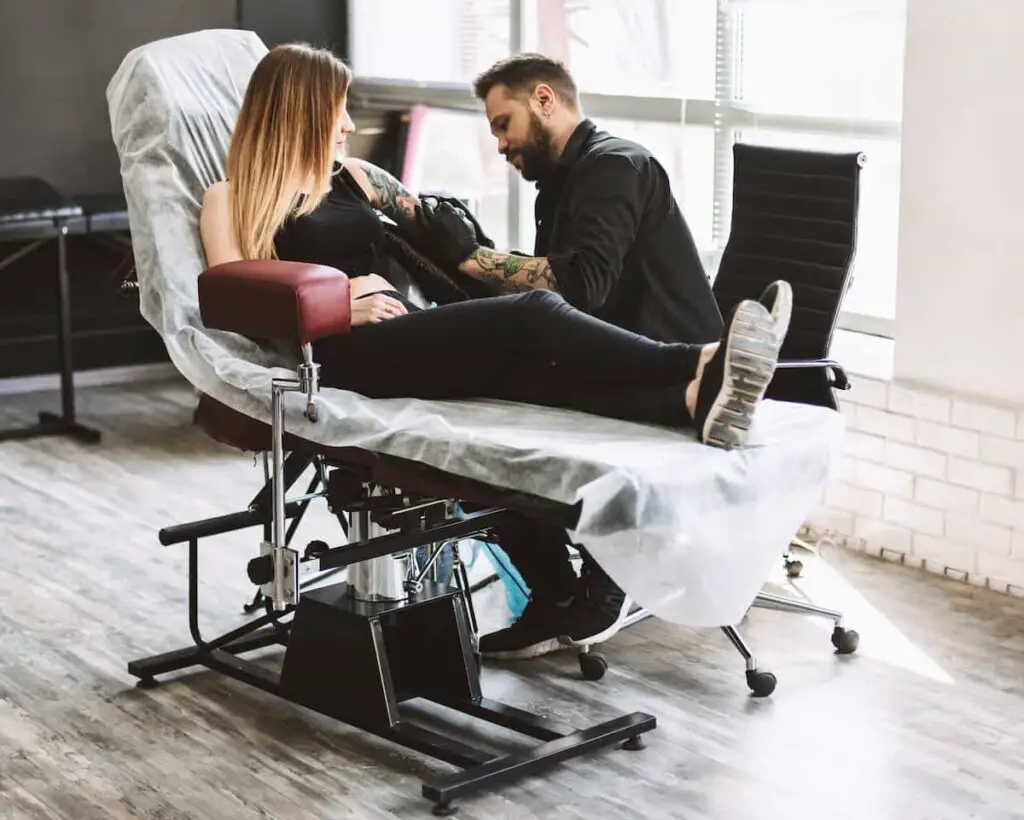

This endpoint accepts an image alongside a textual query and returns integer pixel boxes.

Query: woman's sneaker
[693,299,784,449]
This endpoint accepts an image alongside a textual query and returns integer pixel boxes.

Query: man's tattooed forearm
[362,164,420,230]
[467,247,558,292]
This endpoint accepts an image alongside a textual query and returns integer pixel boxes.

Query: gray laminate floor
[1,378,1023,820]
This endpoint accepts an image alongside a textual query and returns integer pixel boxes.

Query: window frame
[346,0,901,339]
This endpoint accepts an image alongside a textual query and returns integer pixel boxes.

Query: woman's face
[334,97,355,160]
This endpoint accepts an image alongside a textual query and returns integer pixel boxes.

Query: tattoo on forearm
[467,247,558,293]
[362,163,421,232]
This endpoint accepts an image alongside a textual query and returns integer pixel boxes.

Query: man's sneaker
[693,299,783,450]
[478,597,571,660]
[759,280,793,341]
[557,562,632,648]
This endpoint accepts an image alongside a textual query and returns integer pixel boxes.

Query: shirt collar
[557,118,597,168]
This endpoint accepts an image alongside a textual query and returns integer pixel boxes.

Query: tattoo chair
[107,31,659,816]
[108,29,848,812]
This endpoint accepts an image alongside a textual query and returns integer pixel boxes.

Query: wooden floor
[2,379,1024,820]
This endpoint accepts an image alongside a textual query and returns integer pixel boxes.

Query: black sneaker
[693,299,782,450]
[759,280,793,341]
[557,562,632,648]
[478,597,571,660]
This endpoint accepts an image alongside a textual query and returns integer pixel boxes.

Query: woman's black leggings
[313,290,705,428]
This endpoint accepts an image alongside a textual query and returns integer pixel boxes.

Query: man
[411,54,782,661]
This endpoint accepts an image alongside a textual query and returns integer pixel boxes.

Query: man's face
[484,85,556,182]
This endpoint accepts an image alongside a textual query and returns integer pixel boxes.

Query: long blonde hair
[226,43,352,260]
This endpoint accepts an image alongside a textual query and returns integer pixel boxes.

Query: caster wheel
[832,626,859,655]
[579,651,608,681]
[622,735,646,751]
[135,677,159,689]
[745,669,777,698]
[785,559,804,578]
[242,602,261,614]
[432,801,458,816]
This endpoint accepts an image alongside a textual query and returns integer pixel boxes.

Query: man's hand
[415,199,481,271]
[349,292,408,326]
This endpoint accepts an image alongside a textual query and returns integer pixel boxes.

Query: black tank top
[273,165,386,279]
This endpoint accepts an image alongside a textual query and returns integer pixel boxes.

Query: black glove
[419,193,495,249]
[415,197,483,272]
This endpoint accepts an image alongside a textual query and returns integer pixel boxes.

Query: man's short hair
[473,53,579,107]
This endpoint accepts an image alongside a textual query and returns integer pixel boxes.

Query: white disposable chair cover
[107,29,846,628]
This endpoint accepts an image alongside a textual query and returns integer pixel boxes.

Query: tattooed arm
[458,248,559,293]
[346,159,423,237]
[348,160,559,293]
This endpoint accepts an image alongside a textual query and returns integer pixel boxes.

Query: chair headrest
[107,29,267,192]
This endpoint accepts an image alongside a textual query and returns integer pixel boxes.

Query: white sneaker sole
[556,597,633,648]
[702,301,782,450]
[480,637,564,661]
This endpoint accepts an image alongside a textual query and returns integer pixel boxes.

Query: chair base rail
[130,495,656,815]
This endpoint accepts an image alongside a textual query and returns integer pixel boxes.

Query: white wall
[894,0,1024,406]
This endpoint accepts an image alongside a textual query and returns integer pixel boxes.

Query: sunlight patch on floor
[769,550,955,685]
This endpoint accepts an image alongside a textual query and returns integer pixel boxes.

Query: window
[520,0,717,99]
[714,0,907,324]
[349,0,510,86]
[348,0,907,331]
[722,0,906,121]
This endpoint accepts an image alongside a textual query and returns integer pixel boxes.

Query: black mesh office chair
[715,142,860,410]
[713,142,861,578]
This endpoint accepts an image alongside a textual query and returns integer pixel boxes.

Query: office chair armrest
[199,260,352,345]
[775,358,851,390]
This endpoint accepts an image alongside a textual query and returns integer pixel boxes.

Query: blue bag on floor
[481,541,530,620]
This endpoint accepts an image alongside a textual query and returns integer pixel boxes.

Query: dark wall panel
[0,0,237,197]
[238,0,349,57]
[0,0,353,380]
[0,0,236,379]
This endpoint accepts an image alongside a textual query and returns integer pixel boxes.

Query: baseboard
[0,362,182,396]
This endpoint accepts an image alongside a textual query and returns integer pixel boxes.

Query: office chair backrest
[713,143,863,409]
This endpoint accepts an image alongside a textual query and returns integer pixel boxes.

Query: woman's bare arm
[199,182,244,266]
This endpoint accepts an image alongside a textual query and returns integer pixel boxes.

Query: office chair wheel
[432,800,458,816]
[784,558,804,578]
[831,626,859,655]
[578,650,608,681]
[745,669,777,698]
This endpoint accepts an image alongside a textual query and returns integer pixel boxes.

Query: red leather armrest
[198,260,351,345]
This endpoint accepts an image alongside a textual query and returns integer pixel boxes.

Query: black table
[0,179,131,444]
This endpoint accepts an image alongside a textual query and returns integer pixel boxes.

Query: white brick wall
[809,376,1024,597]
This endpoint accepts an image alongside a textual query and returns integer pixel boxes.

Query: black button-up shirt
[534,119,723,344]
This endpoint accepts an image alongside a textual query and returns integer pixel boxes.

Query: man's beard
[507,111,556,182]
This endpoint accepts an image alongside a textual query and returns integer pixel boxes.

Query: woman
[199,43,790,450]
